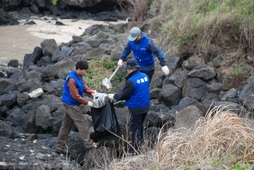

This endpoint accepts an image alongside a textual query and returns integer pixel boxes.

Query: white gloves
[162,66,170,75]
[87,101,94,107]
[108,94,115,100]
[117,59,124,67]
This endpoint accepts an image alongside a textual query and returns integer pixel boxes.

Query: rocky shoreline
[1,21,254,169]
[1,1,254,169]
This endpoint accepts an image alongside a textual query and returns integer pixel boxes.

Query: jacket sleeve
[148,39,167,66]
[68,79,88,105]
[114,80,134,100]
[120,42,132,61]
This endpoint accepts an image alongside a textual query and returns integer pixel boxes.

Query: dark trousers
[140,69,154,82]
[130,113,147,153]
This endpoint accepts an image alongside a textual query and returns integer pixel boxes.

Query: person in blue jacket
[108,59,150,154]
[57,60,97,154]
[117,27,170,81]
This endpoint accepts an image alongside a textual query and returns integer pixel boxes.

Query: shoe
[84,142,97,149]
[56,147,68,155]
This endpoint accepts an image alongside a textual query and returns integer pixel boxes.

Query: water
[0,18,124,67]
[0,25,44,66]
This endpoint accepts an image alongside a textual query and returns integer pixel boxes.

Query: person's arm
[149,39,170,75]
[148,39,166,66]
[68,78,89,105]
[114,80,134,100]
[120,42,132,61]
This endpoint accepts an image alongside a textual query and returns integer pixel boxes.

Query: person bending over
[57,60,97,154]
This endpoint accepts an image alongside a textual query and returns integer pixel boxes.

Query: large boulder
[174,105,203,131]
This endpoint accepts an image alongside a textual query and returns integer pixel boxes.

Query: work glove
[108,94,115,100]
[117,59,124,67]
[161,66,170,75]
[87,101,94,107]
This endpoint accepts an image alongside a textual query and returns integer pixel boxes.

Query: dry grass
[106,106,254,169]
[117,0,150,23]
[107,151,159,170]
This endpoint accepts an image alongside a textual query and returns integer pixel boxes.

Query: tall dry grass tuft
[240,20,254,51]
[106,106,254,169]
[157,105,254,169]
[107,151,159,170]
[117,0,149,23]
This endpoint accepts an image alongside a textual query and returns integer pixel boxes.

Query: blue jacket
[62,70,84,106]
[114,70,150,115]
[120,32,166,72]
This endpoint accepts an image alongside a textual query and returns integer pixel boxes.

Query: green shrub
[230,63,245,77]
[102,58,115,70]
[84,59,124,92]
[232,163,251,170]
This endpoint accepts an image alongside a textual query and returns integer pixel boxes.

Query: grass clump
[155,0,254,54]
[85,58,124,92]
[106,106,254,169]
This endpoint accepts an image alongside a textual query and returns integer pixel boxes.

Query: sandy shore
[0,16,123,66]
[24,16,122,44]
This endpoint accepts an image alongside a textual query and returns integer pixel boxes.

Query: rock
[35,105,51,131]
[7,59,19,68]
[182,78,208,101]
[187,64,216,81]
[174,105,203,131]
[161,84,182,107]
[40,39,60,56]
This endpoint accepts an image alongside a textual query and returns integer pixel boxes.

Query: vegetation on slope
[147,0,254,90]
[155,0,254,55]
[85,0,254,90]
[65,1,254,169]
[107,107,254,169]
[103,0,254,169]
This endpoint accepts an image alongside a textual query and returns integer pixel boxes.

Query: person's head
[128,27,142,41]
[124,59,140,74]
[75,60,89,76]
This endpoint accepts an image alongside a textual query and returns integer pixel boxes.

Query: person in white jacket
[118,27,170,81]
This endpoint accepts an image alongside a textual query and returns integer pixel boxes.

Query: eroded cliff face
[0,0,132,25]
[0,0,132,12]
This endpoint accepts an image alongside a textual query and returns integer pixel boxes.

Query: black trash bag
[90,100,119,140]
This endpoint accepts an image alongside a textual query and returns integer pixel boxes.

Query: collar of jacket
[125,70,139,80]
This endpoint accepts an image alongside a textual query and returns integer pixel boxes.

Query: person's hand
[162,66,170,75]
[87,101,94,107]
[91,90,97,95]
[117,59,124,67]
[108,94,115,100]
[86,89,97,95]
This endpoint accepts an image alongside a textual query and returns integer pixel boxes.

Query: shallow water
[0,18,123,67]
[0,25,44,66]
